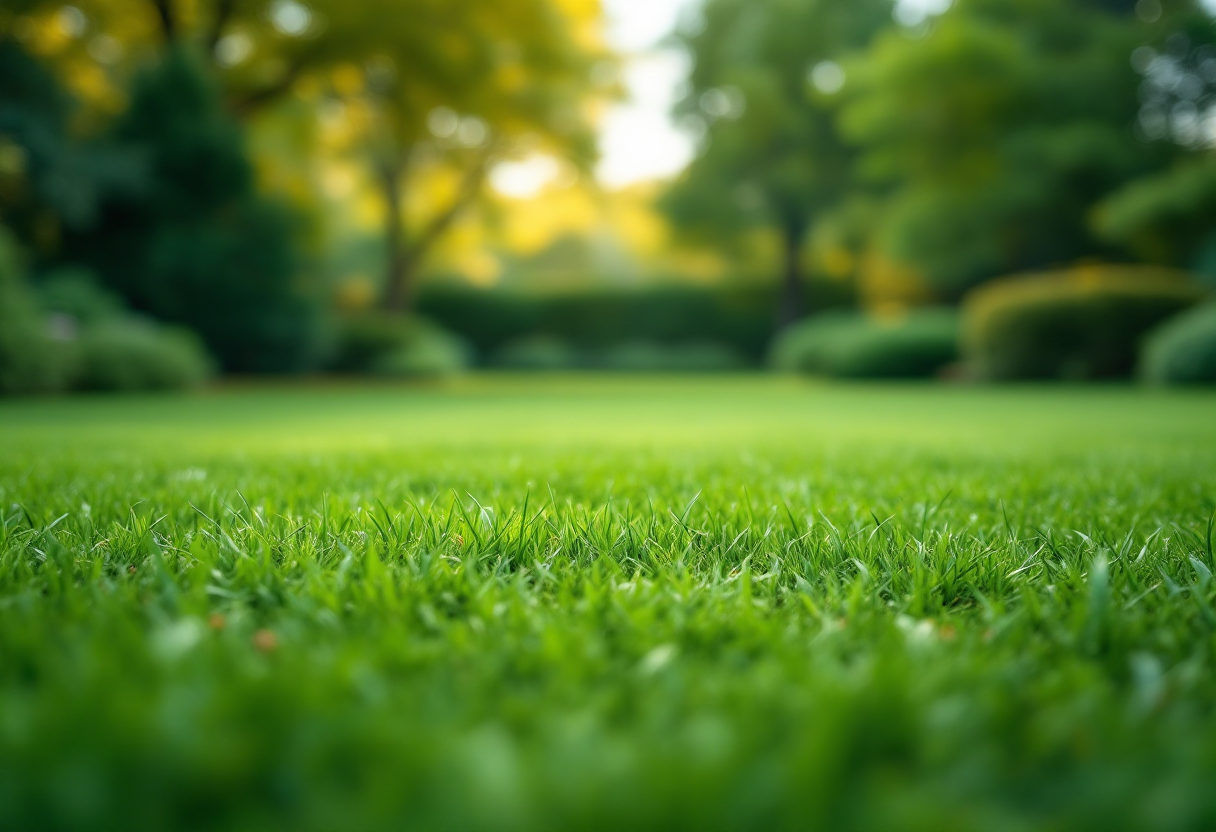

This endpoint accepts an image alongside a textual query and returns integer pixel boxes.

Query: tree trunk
[776,222,807,329]
[379,164,414,313]
[379,150,490,313]
[152,0,177,41]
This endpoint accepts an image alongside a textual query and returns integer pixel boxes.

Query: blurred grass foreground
[3,380,1216,829]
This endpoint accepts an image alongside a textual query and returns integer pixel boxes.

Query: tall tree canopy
[839,0,1215,299]
[663,0,895,326]
[3,0,608,311]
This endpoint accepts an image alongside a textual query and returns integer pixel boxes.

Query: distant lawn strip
[1,379,1216,831]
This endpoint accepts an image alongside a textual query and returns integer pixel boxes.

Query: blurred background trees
[838,0,1210,300]
[2,0,1216,389]
[663,0,894,326]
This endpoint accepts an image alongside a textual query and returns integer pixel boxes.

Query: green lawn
[2,377,1216,831]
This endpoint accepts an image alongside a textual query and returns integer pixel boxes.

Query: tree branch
[151,0,176,42]
[229,50,314,115]
[404,145,495,266]
[206,0,238,55]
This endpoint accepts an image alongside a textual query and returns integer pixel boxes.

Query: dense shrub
[769,311,865,374]
[490,336,745,372]
[595,341,747,372]
[370,330,469,377]
[0,38,144,243]
[1141,303,1216,384]
[769,309,960,379]
[37,268,127,325]
[333,313,470,376]
[962,266,1206,380]
[0,231,72,394]
[417,281,852,363]
[492,337,583,371]
[74,319,212,391]
[31,268,214,392]
[69,50,325,373]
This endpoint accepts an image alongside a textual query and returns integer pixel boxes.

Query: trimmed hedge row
[962,266,1205,380]
[1141,302,1216,384]
[1,233,213,395]
[416,280,854,363]
[330,313,471,376]
[769,309,960,379]
[491,337,746,372]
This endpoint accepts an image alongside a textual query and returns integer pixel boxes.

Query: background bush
[769,309,960,379]
[594,341,746,372]
[332,313,470,376]
[492,336,584,371]
[0,230,72,394]
[34,268,214,392]
[417,281,853,364]
[73,319,213,391]
[36,268,127,325]
[962,266,1206,380]
[1141,302,1216,385]
[67,50,326,374]
[769,312,868,374]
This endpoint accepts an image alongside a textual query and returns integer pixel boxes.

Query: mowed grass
[2,376,1216,831]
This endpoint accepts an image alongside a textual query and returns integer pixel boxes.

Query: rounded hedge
[37,269,127,326]
[768,309,960,379]
[595,341,746,372]
[492,337,583,371]
[74,319,213,392]
[0,232,73,395]
[1141,302,1216,384]
[962,266,1206,380]
[332,313,471,376]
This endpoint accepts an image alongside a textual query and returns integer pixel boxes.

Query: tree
[838,0,1211,298]
[662,0,894,327]
[1095,156,1216,281]
[67,49,324,372]
[4,0,607,313]
[0,36,142,253]
[319,0,602,311]
[1093,5,1216,282]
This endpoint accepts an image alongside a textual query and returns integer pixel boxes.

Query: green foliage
[31,267,215,392]
[2,382,1216,828]
[73,319,213,392]
[36,267,126,324]
[491,336,746,372]
[333,312,470,376]
[0,36,143,236]
[595,341,746,372]
[1095,156,1216,281]
[0,228,70,394]
[0,253,215,395]
[71,49,324,374]
[839,0,1208,297]
[331,312,417,371]
[418,282,853,363]
[492,336,582,371]
[1141,302,1216,384]
[769,308,959,378]
[768,310,861,373]
[369,330,470,377]
[962,265,1206,379]
[662,0,894,323]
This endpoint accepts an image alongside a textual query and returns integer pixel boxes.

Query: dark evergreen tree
[71,49,324,373]
[0,37,142,248]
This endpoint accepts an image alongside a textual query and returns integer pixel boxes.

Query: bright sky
[595,0,699,189]
[594,0,959,189]
[488,0,967,197]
